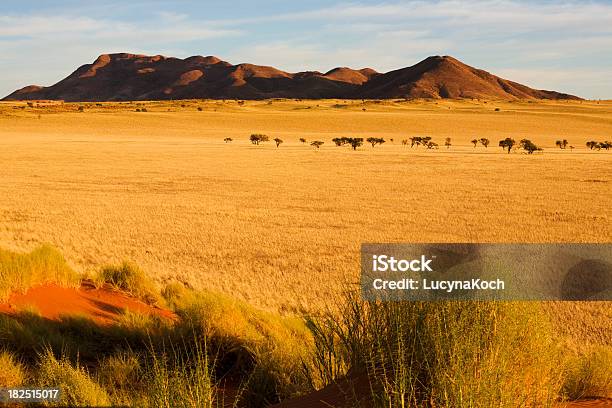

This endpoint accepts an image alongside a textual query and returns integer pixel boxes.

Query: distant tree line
[233,134,609,153]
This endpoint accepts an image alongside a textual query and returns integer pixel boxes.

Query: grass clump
[98,261,162,305]
[0,245,80,301]
[164,285,313,406]
[563,346,612,399]
[36,348,111,407]
[0,350,26,387]
[308,295,564,407]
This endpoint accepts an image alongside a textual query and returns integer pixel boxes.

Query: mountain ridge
[3,53,581,101]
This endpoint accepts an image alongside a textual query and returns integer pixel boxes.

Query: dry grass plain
[0,98,610,323]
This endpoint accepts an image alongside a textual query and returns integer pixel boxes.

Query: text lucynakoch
[372,278,505,292]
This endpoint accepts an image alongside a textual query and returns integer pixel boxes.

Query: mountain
[3,53,580,101]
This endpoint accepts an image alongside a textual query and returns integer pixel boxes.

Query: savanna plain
[0,98,610,407]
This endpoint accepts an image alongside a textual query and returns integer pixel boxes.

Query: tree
[274,138,283,147]
[586,141,598,150]
[250,134,269,145]
[410,137,422,148]
[499,138,516,153]
[401,139,408,146]
[345,137,364,150]
[426,142,439,149]
[519,139,542,154]
[601,141,612,150]
[421,136,432,146]
[332,137,345,146]
[444,138,452,149]
[311,140,324,149]
[480,138,490,148]
[471,139,478,147]
[366,137,386,147]
[224,137,233,143]
[562,139,569,149]
[299,138,307,144]
[555,140,563,149]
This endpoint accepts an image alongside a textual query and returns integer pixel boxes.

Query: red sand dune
[3,53,580,101]
[0,282,175,324]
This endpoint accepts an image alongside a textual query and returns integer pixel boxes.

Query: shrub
[0,350,26,387]
[171,289,313,405]
[562,346,612,400]
[97,351,141,390]
[310,140,324,149]
[98,261,161,305]
[250,134,269,145]
[0,245,80,301]
[142,339,216,408]
[366,137,386,147]
[36,349,111,407]
[308,296,563,407]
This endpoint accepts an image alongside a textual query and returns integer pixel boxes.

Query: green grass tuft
[98,261,162,305]
[36,348,111,407]
[0,245,80,301]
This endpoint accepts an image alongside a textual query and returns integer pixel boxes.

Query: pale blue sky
[1,1,611,99]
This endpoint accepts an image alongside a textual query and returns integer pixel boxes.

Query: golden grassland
[1,99,611,311]
[0,99,610,315]
[0,98,611,405]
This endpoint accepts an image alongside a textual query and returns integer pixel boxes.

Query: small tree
[421,136,432,146]
[250,134,269,145]
[274,138,283,148]
[499,138,516,153]
[332,137,345,147]
[311,140,324,149]
[555,140,563,149]
[426,142,439,149]
[346,137,364,150]
[299,138,307,144]
[480,138,490,148]
[471,139,479,147]
[586,141,598,150]
[224,137,233,143]
[366,137,386,147]
[520,139,542,154]
[444,137,451,149]
[401,139,408,146]
[410,137,422,148]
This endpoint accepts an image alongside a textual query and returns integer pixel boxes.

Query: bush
[563,346,612,400]
[0,350,25,387]
[36,349,111,407]
[0,245,80,301]
[170,288,313,406]
[98,261,161,305]
[308,296,563,407]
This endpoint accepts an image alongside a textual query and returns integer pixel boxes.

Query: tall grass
[97,261,162,305]
[0,350,25,387]
[0,245,80,301]
[36,348,111,407]
[166,286,314,406]
[308,294,564,407]
[562,346,612,400]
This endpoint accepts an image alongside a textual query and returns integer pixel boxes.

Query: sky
[1,0,612,99]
